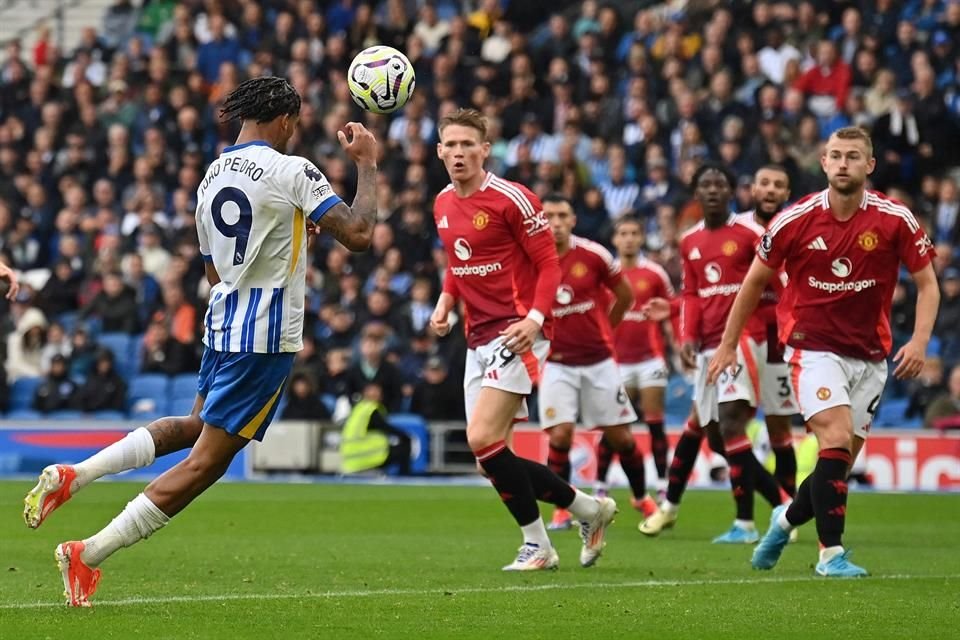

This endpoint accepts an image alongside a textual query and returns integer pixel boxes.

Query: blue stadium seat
[127,334,145,377]
[48,410,85,421]
[321,393,337,415]
[98,332,131,363]
[10,377,41,410]
[91,410,127,421]
[128,374,170,412]
[168,397,197,416]
[170,373,198,400]
[7,408,42,420]
[385,413,430,474]
[875,398,909,427]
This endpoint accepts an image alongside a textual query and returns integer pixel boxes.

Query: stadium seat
[99,333,133,377]
[10,377,41,410]
[6,408,42,420]
[168,397,196,416]
[129,374,171,412]
[171,373,198,400]
[48,410,85,421]
[875,398,910,427]
[91,410,127,421]
[385,413,430,474]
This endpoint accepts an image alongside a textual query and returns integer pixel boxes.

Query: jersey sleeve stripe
[767,196,820,237]
[490,177,535,216]
[239,287,262,351]
[308,194,344,223]
[573,235,618,271]
[867,194,920,232]
[220,290,240,351]
[646,260,675,295]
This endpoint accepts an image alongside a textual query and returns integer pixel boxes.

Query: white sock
[661,500,679,515]
[777,510,795,532]
[819,545,844,564]
[80,493,169,567]
[734,519,755,531]
[73,427,156,491]
[520,519,551,548]
[567,489,600,521]
[655,478,668,492]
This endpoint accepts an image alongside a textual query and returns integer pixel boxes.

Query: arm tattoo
[319,165,376,251]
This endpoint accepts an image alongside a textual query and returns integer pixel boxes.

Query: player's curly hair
[690,161,736,191]
[220,76,301,123]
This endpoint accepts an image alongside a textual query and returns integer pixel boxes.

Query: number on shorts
[496,346,517,369]
[777,376,791,398]
[616,387,628,405]
[867,394,881,417]
[211,186,253,265]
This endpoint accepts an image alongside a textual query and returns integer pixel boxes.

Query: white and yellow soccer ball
[347,45,416,114]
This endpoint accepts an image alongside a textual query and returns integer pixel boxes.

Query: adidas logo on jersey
[688,247,702,260]
[807,236,828,250]
[437,216,449,229]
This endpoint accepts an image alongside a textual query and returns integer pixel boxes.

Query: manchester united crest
[817,387,832,401]
[722,240,738,256]
[571,262,588,278]
[545,407,557,419]
[472,211,489,230]
[857,230,879,251]
[635,279,649,292]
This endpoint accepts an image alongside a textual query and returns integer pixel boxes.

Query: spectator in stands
[32,353,78,414]
[75,348,127,413]
[81,270,140,334]
[907,356,947,421]
[281,371,331,421]
[793,39,851,118]
[936,266,960,367]
[66,326,97,379]
[6,304,46,382]
[410,355,464,421]
[36,258,81,318]
[346,322,403,412]
[926,366,960,428]
[140,317,190,375]
[40,321,72,373]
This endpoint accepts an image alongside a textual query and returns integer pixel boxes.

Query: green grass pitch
[1,482,958,639]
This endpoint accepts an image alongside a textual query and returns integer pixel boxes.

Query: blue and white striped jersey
[196,140,342,353]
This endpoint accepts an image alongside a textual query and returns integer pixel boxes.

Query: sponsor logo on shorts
[817,387,832,401]
[857,230,878,251]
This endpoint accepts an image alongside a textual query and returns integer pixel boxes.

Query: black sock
[785,474,814,527]
[617,439,647,499]
[647,419,668,481]
[725,438,757,521]
[547,443,571,483]
[517,457,576,508]
[475,441,539,527]
[754,457,784,508]
[773,443,798,498]
[666,424,702,505]
[596,435,614,483]
[811,448,851,548]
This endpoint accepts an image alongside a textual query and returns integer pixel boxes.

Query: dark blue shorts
[197,347,295,441]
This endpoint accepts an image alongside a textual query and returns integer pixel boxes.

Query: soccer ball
[347,46,416,114]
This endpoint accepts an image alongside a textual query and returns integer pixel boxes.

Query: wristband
[526,309,545,327]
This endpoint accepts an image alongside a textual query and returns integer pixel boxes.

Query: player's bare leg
[640,409,702,536]
[753,407,866,576]
[56,423,248,606]
[637,386,669,498]
[713,400,760,543]
[545,422,575,530]
[601,423,656,517]
[25,396,205,529]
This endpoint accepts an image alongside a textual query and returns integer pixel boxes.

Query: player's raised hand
[707,344,738,384]
[892,338,927,380]
[430,293,455,337]
[337,122,378,167]
[643,297,672,322]
[0,261,20,301]
[500,318,539,354]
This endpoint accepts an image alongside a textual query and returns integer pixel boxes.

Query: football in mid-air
[347,46,416,114]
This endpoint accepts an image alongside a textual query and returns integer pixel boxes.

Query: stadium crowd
[0,0,959,429]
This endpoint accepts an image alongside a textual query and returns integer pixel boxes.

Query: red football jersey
[614,257,674,363]
[680,214,765,350]
[435,172,560,349]
[758,189,934,361]
[548,236,622,366]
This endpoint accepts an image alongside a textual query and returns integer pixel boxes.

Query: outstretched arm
[317,123,378,251]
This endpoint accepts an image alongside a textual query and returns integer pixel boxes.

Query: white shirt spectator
[758,43,802,85]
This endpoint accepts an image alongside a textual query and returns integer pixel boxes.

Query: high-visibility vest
[340,400,390,473]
